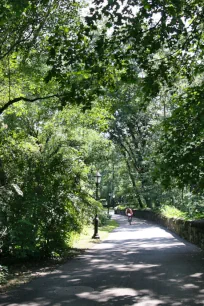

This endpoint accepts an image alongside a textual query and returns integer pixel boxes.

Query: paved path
[1,215,204,306]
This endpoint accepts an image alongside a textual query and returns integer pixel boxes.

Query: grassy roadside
[72,219,118,249]
[0,218,119,293]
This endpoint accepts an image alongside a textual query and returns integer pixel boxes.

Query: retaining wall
[115,209,204,250]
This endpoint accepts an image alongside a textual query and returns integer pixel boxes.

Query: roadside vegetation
[73,217,118,249]
[116,204,204,221]
[156,205,204,221]
[0,214,118,290]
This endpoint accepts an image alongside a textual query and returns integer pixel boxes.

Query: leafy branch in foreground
[0,94,60,114]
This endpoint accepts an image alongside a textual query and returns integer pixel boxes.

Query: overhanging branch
[0,94,60,115]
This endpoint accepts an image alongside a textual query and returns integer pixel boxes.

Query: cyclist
[125,207,133,224]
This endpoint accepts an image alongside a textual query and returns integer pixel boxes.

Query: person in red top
[125,207,133,224]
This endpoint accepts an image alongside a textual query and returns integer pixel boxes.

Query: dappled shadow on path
[1,216,204,306]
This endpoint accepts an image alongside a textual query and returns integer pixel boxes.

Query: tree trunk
[125,159,143,209]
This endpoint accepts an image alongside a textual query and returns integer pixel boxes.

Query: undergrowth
[155,205,204,220]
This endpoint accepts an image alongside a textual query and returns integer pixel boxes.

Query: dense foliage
[0,0,203,260]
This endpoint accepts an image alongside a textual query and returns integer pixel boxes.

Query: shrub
[0,265,8,284]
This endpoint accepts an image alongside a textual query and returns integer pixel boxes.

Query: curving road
[1,214,204,306]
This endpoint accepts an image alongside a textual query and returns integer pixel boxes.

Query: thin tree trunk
[125,159,143,209]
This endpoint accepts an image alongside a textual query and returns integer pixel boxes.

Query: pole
[92,182,100,239]
[108,193,111,215]
[96,182,99,200]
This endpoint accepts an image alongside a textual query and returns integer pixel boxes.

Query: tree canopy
[0,0,203,260]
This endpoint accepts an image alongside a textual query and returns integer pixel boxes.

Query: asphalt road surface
[1,214,204,306]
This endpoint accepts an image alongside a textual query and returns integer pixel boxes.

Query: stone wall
[115,209,204,250]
